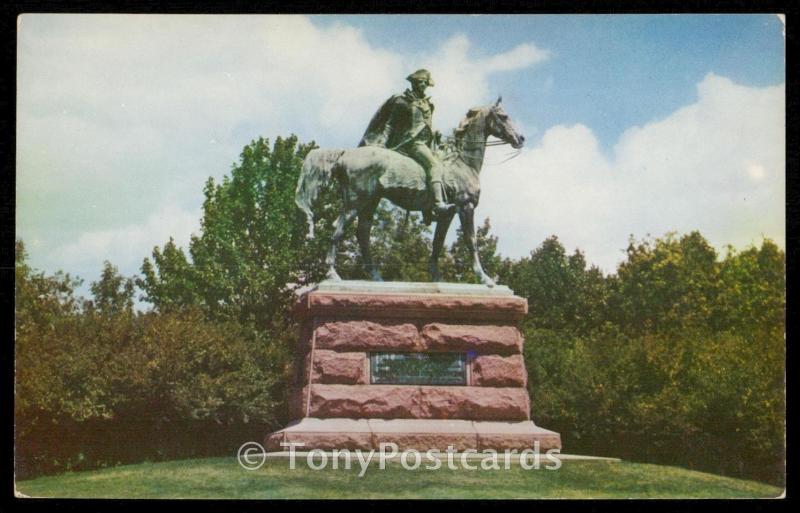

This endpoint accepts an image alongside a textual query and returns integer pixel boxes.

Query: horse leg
[325,207,358,281]
[429,210,455,282]
[357,200,382,281]
[458,203,495,287]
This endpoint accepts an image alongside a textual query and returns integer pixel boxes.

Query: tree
[138,136,321,328]
[137,238,200,312]
[715,239,785,333]
[15,240,84,333]
[354,204,433,282]
[504,236,609,333]
[610,231,720,334]
[89,261,135,315]
[15,243,292,477]
[138,135,440,323]
[445,217,505,284]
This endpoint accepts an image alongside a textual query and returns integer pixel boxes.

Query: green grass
[16,457,783,499]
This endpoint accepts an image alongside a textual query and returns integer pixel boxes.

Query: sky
[16,14,785,299]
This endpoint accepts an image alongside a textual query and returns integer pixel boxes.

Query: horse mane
[453,107,484,139]
[439,105,488,162]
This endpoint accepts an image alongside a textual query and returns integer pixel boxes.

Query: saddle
[378,163,456,225]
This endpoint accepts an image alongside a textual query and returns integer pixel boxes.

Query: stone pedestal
[265,281,561,452]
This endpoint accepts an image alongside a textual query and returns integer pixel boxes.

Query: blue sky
[315,14,784,149]
[16,14,785,300]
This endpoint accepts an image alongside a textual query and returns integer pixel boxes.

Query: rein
[440,108,524,166]
[443,136,508,150]
[442,136,522,165]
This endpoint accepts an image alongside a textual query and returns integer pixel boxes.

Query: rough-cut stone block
[415,386,471,419]
[295,292,528,322]
[421,324,522,354]
[315,320,420,351]
[472,355,527,387]
[419,386,530,421]
[369,419,478,452]
[308,385,423,419]
[475,421,562,451]
[306,385,529,421]
[312,350,367,384]
[468,388,530,421]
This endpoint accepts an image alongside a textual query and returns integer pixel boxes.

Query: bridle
[442,109,523,164]
[444,137,522,165]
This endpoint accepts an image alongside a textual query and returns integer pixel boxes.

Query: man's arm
[389,100,428,151]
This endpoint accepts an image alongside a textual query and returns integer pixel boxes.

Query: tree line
[15,136,785,485]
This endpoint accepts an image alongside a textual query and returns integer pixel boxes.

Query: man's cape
[358,94,402,148]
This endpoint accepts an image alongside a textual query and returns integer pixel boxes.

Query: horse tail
[295,148,345,239]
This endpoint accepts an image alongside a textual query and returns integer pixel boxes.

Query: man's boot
[431,181,455,217]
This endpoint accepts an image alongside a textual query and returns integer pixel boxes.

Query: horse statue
[295,97,524,287]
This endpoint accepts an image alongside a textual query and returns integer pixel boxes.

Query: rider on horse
[358,69,456,219]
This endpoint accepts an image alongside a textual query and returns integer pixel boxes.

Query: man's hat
[406,69,434,86]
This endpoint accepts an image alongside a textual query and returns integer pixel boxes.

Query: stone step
[265,417,561,452]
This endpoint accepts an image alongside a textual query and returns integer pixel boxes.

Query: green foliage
[138,136,320,327]
[504,236,609,333]
[15,245,290,477]
[351,204,433,282]
[610,231,721,333]
[138,239,199,311]
[527,325,785,484]
[89,261,135,315]
[15,240,84,331]
[716,240,785,332]
[521,234,785,485]
[445,217,505,283]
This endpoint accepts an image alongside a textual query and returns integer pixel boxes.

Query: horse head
[486,96,525,149]
[454,96,525,150]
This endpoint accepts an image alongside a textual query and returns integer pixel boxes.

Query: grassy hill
[16,456,783,499]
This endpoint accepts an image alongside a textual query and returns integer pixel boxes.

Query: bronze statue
[359,69,455,218]
[296,91,525,287]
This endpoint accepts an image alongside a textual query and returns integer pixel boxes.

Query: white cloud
[484,43,550,72]
[419,35,550,130]
[480,73,784,272]
[17,14,548,289]
[53,204,200,274]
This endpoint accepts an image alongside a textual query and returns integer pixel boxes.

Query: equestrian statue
[295,69,525,287]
